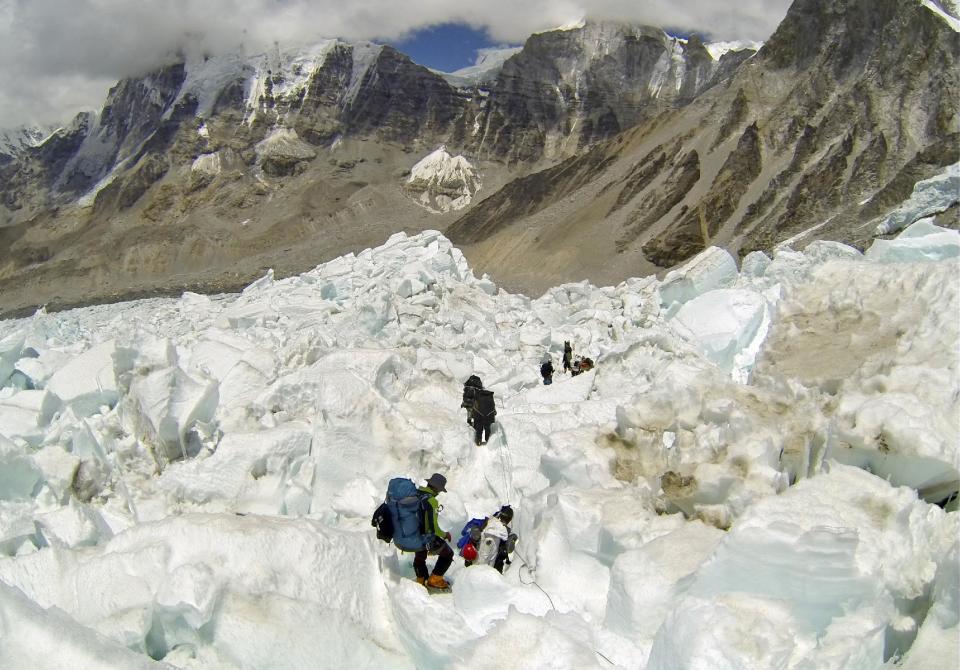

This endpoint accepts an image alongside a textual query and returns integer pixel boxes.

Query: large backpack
[384,478,433,552]
[461,375,483,407]
[473,389,496,418]
[457,517,488,553]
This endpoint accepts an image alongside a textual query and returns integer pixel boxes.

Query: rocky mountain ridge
[0,20,746,316]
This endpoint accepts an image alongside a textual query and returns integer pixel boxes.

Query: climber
[414,473,455,590]
[562,341,573,374]
[540,354,554,385]
[373,473,455,590]
[458,505,518,573]
[471,388,497,445]
[461,375,484,426]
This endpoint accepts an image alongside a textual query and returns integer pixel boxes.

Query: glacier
[0,223,957,669]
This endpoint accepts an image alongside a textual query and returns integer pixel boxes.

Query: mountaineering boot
[426,574,450,590]
[415,576,427,586]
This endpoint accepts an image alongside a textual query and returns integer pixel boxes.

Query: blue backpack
[457,518,487,553]
[385,478,433,552]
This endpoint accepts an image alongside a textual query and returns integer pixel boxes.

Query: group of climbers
[541,341,593,384]
[372,471,517,591]
[372,342,598,591]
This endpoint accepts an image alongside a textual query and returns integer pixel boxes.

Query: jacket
[476,517,509,567]
[417,486,445,539]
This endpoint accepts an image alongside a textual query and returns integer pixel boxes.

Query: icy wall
[0,223,957,669]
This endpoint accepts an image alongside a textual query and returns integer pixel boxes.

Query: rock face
[0,20,737,315]
[468,23,747,164]
[446,0,959,292]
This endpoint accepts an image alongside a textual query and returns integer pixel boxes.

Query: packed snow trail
[0,224,957,668]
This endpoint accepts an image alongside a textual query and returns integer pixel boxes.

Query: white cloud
[0,0,792,128]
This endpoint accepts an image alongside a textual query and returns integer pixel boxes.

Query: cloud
[0,0,792,128]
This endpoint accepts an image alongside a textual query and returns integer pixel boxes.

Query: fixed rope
[491,384,621,668]
[511,551,622,668]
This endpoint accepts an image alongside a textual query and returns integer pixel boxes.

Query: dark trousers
[494,547,508,573]
[474,419,493,445]
[414,540,454,579]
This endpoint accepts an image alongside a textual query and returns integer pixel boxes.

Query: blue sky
[392,23,508,72]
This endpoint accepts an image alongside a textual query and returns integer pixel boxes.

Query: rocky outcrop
[403,146,482,213]
[643,122,762,265]
[342,46,469,144]
[734,0,959,255]
[58,64,188,197]
[92,153,170,212]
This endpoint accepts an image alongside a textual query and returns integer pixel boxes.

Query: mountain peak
[0,124,58,162]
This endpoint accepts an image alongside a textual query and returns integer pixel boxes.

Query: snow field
[0,223,957,668]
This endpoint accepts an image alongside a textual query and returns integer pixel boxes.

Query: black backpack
[371,502,394,542]
[474,389,496,418]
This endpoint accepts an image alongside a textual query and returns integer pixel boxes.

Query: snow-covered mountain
[0,18,744,318]
[0,217,956,668]
[0,125,56,163]
[0,1,957,322]
[434,47,524,88]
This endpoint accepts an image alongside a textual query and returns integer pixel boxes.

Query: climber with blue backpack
[371,472,454,591]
